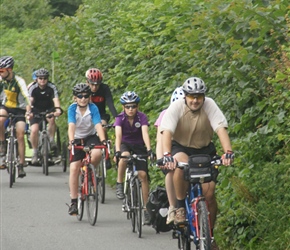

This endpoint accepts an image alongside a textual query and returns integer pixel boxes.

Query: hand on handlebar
[222,150,234,166]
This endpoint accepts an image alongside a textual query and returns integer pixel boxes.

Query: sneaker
[143,210,151,225]
[166,206,176,224]
[211,240,219,250]
[116,183,125,200]
[105,158,112,170]
[68,202,78,216]
[174,207,186,225]
[122,199,127,212]
[18,164,26,178]
[31,154,38,165]
[0,141,6,156]
[50,141,57,156]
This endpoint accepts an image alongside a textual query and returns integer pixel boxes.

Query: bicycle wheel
[127,181,135,232]
[86,164,98,226]
[61,141,68,172]
[133,178,142,238]
[178,227,191,250]
[197,200,211,250]
[77,171,84,221]
[41,134,49,176]
[8,137,14,188]
[97,156,106,204]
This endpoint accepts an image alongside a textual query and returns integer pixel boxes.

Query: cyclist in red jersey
[86,68,117,169]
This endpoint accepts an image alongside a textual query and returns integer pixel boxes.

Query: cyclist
[86,68,118,170]
[114,91,152,225]
[67,83,107,215]
[28,68,62,165]
[160,77,234,250]
[154,86,184,224]
[0,56,32,177]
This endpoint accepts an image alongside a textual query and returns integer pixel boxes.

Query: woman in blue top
[67,83,106,216]
[114,91,152,225]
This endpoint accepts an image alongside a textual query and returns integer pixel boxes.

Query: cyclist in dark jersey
[86,68,117,169]
[28,68,62,165]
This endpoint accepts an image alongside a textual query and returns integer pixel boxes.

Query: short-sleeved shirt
[29,82,59,112]
[0,74,29,110]
[68,103,102,139]
[160,97,228,149]
[91,83,118,117]
[154,109,167,127]
[114,111,149,145]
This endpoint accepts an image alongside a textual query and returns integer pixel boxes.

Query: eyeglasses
[124,104,137,109]
[186,94,204,101]
[38,77,48,80]
[76,94,90,99]
[87,79,99,84]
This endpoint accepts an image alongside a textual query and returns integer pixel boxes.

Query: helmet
[36,68,49,77]
[85,68,103,84]
[32,70,37,80]
[170,87,185,103]
[0,56,14,69]
[73,83,91,96]
[120,91,140,104]
[182,77,206,94]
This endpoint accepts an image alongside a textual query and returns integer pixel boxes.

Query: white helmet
[182,77,206,94]
[170,87,185,103]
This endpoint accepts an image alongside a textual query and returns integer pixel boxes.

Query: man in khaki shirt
[160,77,234,249]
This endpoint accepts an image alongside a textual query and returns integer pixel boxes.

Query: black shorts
[161,141,217,176]
[70,134,101,163]
[0,107,26,123]
[120,143,148,172]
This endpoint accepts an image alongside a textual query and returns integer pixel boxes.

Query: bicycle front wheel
[41,134,49,176]
[86,164,98,226]
[197,200,211,250]
[8,137,15,188]
[77,171,84,221]
[97,157,106,204]
[133,178,142,238]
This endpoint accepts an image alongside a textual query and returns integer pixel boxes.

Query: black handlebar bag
[183,154,214,183]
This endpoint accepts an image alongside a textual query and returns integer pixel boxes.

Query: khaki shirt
[160,97,228,149]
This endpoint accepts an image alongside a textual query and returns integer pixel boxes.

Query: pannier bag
[183,154,213,183]
[146,186,172,233]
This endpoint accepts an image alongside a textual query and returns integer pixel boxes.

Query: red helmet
[85,68,103,84]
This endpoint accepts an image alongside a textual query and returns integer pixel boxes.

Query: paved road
[0,165,178,250]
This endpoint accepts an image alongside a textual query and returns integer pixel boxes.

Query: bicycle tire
[56,127,61,156]
[86,164,98,226]
[97,157,106,204]
[178,227,191,250]
[197,200,211,250]
[134,178,142,238]
[8,137,14,188]
[61,141,68,172]
[77,171,84,221]
[128,181,136,232]
[41,134,49,176]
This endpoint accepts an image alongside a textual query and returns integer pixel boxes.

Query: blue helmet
[32,70,37,80]
[120,91,140,104]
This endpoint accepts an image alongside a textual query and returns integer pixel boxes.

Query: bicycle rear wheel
[197,200,211,250]
[77,171,84,221]
[97,156,106,204]
[133,178,142,238]
[86,164,98,226]
[41,134,49,176]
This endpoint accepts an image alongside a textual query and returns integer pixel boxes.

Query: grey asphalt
[0,165,179,250]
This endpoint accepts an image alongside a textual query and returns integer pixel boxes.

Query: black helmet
[120,91,140,104]
[73,83,91,96]
[36,68,49,77]
[0,56,14,69]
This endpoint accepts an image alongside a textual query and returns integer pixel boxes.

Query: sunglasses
[76,94,90,99]
[124,104,137,109]
[186,94,204,101]
[38,77,48,80]
[0,70,6,73]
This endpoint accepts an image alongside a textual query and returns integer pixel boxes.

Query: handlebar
[102,124,114,129]
[71,143,109,159]
[33,107,63,119]
[119,154,148,162]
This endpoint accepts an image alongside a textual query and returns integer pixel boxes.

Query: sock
[71,198,77,204]
[177,199,185,209]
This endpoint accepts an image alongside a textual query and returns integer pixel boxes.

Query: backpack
[146,186,173,233]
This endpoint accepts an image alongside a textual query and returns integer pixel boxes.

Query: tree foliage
[1,0,289,248]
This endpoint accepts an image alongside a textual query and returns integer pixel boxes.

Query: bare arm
[141,125,151,151]
[115,126,122,152]
[53,98,62,117]
[216,127,233,166]
[95,123,106,142]
[155,126,163,159]
[161,130,173,155]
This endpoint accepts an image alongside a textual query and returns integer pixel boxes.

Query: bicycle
[0,113,25,188]
[118,154,149,238]
[32,107,63,176]
[71,143,108,226]
[157,154,222,250]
